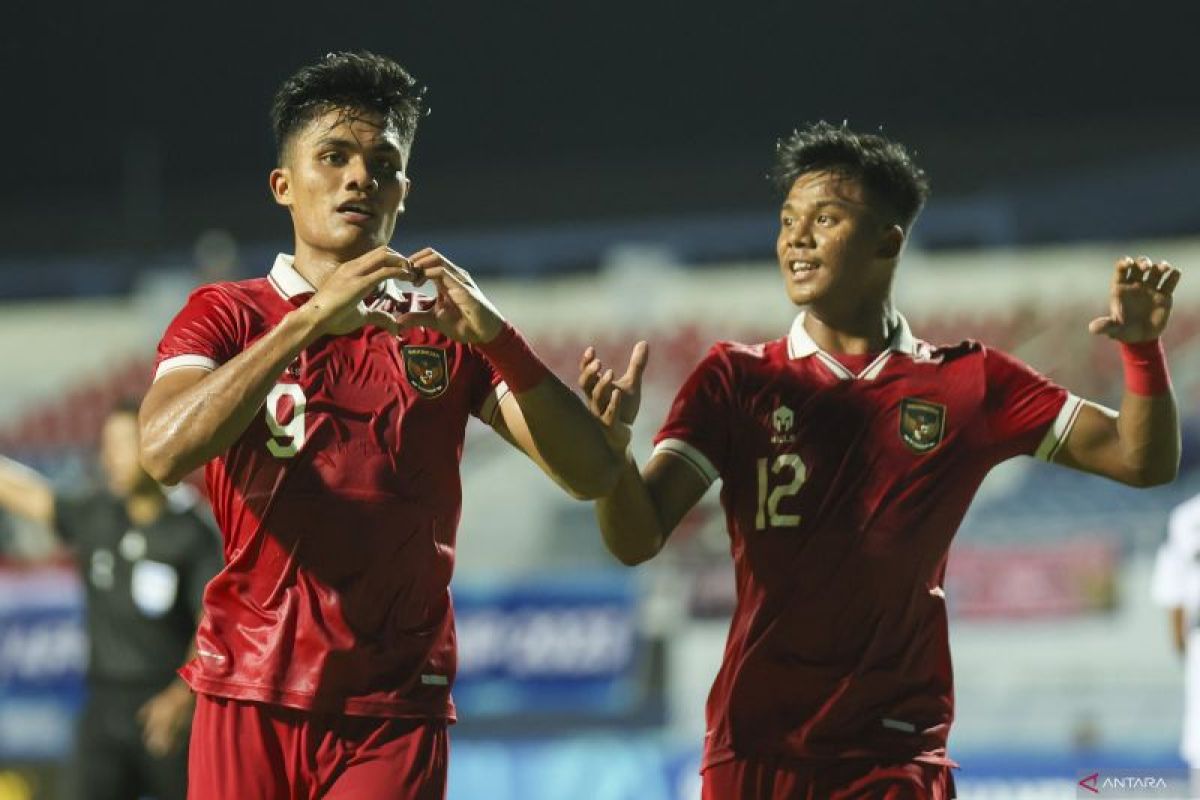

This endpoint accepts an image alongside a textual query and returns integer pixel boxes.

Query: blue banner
[0,566,642,761]
[0,564,86,761]
[452,572,640,716]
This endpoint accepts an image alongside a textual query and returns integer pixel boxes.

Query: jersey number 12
[755,455,806,530]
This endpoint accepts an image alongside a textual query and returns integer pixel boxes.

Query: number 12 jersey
[654,311,1085,769]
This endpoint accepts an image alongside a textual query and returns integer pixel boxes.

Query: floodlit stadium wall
[0,238,1197,798]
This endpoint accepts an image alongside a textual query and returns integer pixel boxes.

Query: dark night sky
[3,0,1199,258]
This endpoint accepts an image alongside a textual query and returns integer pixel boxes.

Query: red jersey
[654,311,1085,768]
[153,254,507,719]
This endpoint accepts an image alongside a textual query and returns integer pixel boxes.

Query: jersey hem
[700,744,959,773]
[180,670,456,721]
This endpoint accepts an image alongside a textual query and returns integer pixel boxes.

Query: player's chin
[781,275,826,307]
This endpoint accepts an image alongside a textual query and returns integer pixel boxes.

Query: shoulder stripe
[154,355,218,382]
[653,438,718,485]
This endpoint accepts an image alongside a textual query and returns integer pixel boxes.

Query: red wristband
[1119,339,1171,396]
[478,323,550,393]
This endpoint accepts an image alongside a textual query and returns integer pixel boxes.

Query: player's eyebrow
[313,136,401,156]
[781,199,852,213]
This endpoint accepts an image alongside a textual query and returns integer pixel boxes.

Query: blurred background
[1,1,1199,797]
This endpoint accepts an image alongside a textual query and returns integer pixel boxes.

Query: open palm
[578,342,650,452]
[1089,256,1181,342]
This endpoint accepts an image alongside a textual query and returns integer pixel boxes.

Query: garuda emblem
[403,346,449,399]
[899,397,946,454]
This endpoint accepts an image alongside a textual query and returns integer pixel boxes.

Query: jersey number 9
[265,383,307,458]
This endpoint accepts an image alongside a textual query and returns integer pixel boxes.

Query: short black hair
[271,51,426,164]
[771,121,930,229]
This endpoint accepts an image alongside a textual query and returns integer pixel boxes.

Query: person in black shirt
[0,399,221,800]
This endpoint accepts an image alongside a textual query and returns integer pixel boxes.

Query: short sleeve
[465,344,508,425]
[982,347,1079,462]
[652,344,736,486]
[153,284,247,382]
[184,514,223,619]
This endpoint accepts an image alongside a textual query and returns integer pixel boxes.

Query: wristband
[1119,339,1171,396]
[478,323,550,393]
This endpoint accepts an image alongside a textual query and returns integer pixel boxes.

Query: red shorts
[702,756,956,800]
[188,694,448,800]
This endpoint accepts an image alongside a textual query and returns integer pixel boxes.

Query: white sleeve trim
[1034,393,1087,461]
[154,355,218,382]
[477,381,511,426]
[653,438,718,486]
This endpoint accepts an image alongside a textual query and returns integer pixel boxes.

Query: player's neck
[124,487,166,527]
[290,245,340,290]
[803,303,894,355]
[291,240,369,290]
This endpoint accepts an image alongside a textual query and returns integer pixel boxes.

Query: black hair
[771,121,930,229]
[271,51,427,164]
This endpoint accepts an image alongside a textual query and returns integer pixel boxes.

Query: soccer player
[137,52,621,798]
[1152,492,1200,769]
[0,401,220,800]
[578,122,1182,799]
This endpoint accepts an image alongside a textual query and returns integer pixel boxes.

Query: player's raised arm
[139,247,413,485]
[577,343,709,565]
[1051,256,1181,486]
[394,248,622,499]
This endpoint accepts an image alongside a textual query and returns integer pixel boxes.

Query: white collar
[267,253,413,304]
[786,309,922,381]
[267,254,316,300]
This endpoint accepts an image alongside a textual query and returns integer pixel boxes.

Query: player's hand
[1088,256,1181,342]
[305,246,416,337]
[394,248,505,344]
[137,680,195,757]
[578,342,650,453]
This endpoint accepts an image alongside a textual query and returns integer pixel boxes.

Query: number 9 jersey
[152,254,506,720]
[653,311,1086,771]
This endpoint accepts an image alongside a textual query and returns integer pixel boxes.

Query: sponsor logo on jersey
[771,404,796,444]
[899,398,946,454]
[403,346,450,398]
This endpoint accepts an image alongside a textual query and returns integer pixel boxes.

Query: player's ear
[397,174,412,215]
[878,224,905,260]
[269,167,292,208]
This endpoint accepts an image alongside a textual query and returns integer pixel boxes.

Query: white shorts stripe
[653,438,718,485]
[154,354,218,382]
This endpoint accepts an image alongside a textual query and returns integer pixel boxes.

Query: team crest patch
[403,346,449,398]
[899,398,946,454]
